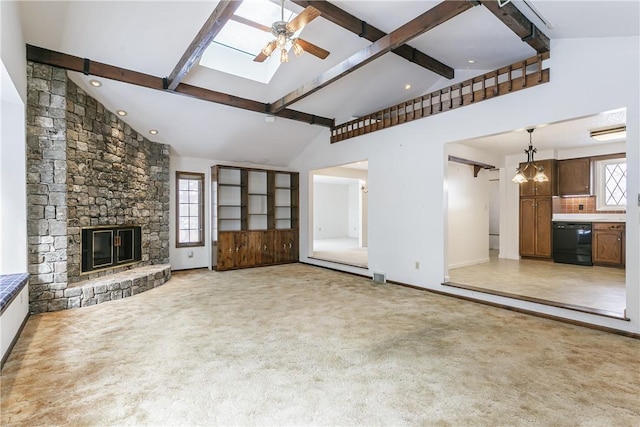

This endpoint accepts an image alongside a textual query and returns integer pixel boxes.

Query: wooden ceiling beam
[166,0,243,91]
[291,0,454,79]
[479,0,550,53]
[270,0,473,114]
[26,45,333,128]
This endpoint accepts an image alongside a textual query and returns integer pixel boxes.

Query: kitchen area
[446,111,628,319]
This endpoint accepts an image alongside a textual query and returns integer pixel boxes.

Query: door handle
[236,247,239,252]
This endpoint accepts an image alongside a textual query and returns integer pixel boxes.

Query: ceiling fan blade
[253,41,276,62]
[230,15,271,33]
[296,38,330,60]
[287,6,320,33]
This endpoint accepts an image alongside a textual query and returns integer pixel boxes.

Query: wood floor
[448,250,626,318]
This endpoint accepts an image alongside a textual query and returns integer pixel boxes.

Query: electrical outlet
[415,261,420,270]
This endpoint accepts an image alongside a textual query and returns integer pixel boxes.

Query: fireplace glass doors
[81,226,142,273]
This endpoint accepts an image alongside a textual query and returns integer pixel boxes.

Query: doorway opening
[445,110,628,319]
[310,161,368,268]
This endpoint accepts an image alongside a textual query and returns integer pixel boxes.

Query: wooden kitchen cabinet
[212,164,299,271]
[592,222,625,267]
[520,197,552,258]
[519,159,557,197]
[518,158,555,259]
[558,158,590,196]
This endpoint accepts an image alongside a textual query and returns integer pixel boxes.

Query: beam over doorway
[269,0,474,113]
[291,0,455,79]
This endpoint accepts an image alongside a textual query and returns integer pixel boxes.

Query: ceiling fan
[252,0,330,63]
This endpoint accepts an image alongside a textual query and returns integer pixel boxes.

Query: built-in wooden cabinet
[592,222,625,267]
[519,159,557,197]
[519,197,552,258]
[518,159,555,259]
[212,165,299,271]
[558,158,590,196]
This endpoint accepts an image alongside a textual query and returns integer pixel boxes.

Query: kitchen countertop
[552,213,626,223]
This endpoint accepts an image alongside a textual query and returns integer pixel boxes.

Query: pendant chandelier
[512,128,549,183]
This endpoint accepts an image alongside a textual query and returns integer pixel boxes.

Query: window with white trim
[594,157,626,211]
[176,172,205,247]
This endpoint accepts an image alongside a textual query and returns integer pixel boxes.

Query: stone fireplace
[26,62,170,313]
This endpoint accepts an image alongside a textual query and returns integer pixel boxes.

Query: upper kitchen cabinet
[559,158,590,196]
[520,159,558,197]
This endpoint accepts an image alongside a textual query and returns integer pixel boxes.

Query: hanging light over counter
[512,128,549,183]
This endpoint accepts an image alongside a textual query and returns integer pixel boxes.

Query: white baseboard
[448,257,490,270]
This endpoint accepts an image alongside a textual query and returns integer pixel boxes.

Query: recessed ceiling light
[149,129,159,135]
[404,84,412,90]
[116,110,127,116]
[89,79,102,87]
[467,59,476,64]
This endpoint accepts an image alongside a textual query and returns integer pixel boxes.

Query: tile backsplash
[553,195,625,214]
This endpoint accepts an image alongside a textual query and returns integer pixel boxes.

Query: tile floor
[448,250,626,317]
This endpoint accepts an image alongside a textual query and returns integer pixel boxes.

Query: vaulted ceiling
[18,1,639,166]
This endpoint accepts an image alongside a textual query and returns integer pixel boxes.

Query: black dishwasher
[553,222,592,266]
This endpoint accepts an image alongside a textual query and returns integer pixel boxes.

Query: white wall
[1,285,29,363]
[1,1,28,275]
[1,62,27,275]
[313,182,349,239]
[488,169,500,250]
[447,161,490,268]
[1,1,27,102]
[169,155,213,271]
[169,154,297,270]
[0,0,29,363]
[347,183,359,238]
[291,36,640,334]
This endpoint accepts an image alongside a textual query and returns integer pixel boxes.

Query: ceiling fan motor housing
[272,21,294,39]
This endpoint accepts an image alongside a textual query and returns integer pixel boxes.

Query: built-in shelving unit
[211,165,299,271]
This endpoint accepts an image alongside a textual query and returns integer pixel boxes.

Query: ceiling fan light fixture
[253,2,325,64]
[280,48,289,63]
[292,39,304,57]
[276,32,287,50]
[261,40,276,57]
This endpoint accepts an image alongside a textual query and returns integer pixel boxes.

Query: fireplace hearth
[81,226,142,273]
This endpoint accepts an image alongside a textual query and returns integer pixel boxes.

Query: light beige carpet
[1,264,639,426]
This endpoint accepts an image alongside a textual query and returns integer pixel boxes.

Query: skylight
[199,0,298,84]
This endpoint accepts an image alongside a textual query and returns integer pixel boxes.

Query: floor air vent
[372,272,386,284]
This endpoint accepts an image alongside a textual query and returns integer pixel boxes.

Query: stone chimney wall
[26,62,170,313]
